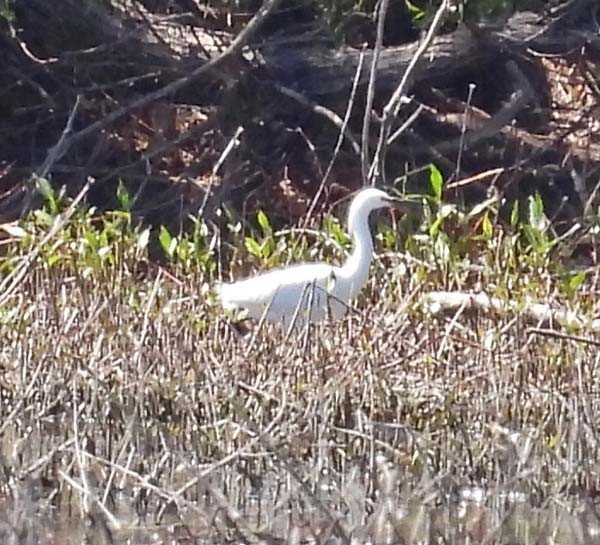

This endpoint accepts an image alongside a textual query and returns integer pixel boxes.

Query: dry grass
[1,203,600,544]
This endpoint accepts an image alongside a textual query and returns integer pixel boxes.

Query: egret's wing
[216,272,283,310]
[217,263,334,312]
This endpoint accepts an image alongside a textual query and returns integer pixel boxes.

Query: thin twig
[302,46,367,228]
[32,0,284,169]
[434,60,537,156]
[372,0,449,182]
[38,95,81,176]
[386,101,424,145]
[22,95,82,215]
[0,356,46,435]
[527,327,600,347]
[445,167,505,189]
[455,83,477,180]
[171,384,287,497]
[361,0,390,184]
[274,83,361,155]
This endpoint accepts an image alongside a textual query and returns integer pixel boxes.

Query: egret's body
[217,188,405,329]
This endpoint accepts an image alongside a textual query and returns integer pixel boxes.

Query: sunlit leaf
[137,228,150,253]
[510,200,520,227]
[528,193,548,233]
[0,223,27,238]
[482,212,493,239]
[467,196,497,219]
[257,210,271,234]
[244,237,262,258]
[429,216,442,237]
[36,177,57,214]
[568,272,586,293]
[405,0,426,21]
[159,226,177,259]
[429,163,444,202]
[33,209,54,227]
[116,180,131,211]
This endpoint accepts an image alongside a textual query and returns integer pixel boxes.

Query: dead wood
[0,0,599,234]
[258,8,600,98]
[422,290,600,334]
[249,2,600,232]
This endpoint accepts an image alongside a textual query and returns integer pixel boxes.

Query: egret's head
[349,187,412,215]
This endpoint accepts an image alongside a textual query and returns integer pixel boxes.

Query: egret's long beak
[384,196,421,213]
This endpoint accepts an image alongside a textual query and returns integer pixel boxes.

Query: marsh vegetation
[2,183,600,544]
[2,0,600,542]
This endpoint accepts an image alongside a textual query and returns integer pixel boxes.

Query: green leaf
[429,215,442,237]
[159,225,172,248]
[433,233,450,263]
[84,231,99,252]
[116,180,131,211]
[482,212,493,239]
[257,210,271,235]
[33,209,54,227]
[568,272,586,293]
[429,164,444,202]
[177,238,190,262]
[159,226,177,259]
[46,253,64,267]
[523,225,542,251]
[244,237,262,258]
[167,237,178,258]
[36,177,57,214]
[528,193,548,233]
[428,203,455,238]
[405,0,426,21]
[325,216,347,247]
[36,177,53,200]
[510,200,520,227]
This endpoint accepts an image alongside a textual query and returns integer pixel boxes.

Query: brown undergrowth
[1,195,600,544]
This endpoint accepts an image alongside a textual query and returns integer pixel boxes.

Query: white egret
[217,187,411,330]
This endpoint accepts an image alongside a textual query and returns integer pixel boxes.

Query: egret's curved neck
[340,202,374,294]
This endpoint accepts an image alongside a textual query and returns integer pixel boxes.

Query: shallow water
[3,452,600,545]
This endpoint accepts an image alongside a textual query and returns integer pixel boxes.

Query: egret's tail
[215,282,239,311]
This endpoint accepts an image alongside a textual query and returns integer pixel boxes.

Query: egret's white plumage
[217,187,407,329]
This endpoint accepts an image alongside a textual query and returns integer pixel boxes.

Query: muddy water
[3,464,600,544]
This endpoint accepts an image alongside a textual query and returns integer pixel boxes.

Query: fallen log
[258,5,600,99]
